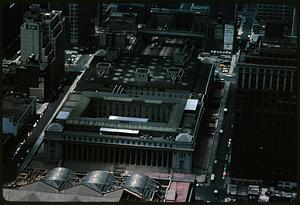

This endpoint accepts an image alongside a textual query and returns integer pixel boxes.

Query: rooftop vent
[30,4,41,13]
[167,67,184,83]
[96,62,111,77]
[135,68,150,82]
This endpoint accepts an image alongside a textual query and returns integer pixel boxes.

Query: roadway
[2,89,67,184]
[237,5,256,49]
[195,51,238,202]
[20,71,85,171]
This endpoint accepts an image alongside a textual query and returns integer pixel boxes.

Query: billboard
[224,24,234,50]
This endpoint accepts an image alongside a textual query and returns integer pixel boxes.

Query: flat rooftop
[52,91,198,140]
[76,53,213,94]
[3,167,175,202]
[3,96,35,121]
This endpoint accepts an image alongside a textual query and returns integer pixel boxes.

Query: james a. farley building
[41,49,215,174]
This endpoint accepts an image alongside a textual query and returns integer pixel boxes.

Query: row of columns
[241,72,294,91]
[63,143,172,168]
[96,102,170,123]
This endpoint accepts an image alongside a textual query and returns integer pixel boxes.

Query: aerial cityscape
[1,3,297,202]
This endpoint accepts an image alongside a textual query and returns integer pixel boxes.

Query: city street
[20,71,85,171]
[2,89,67,184]
[195,49,238,202]
[2,52,90,184]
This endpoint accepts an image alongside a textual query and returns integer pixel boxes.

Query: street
[195,49,238,202]
[2,88,67,184]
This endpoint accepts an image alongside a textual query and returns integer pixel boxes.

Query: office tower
[20,4,64,63]
[69,3,98,48]
[256,4,293,22]
[18,4,65,101]
[231,38,297,186]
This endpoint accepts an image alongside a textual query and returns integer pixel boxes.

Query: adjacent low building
[3,167,195,202]
[2,96,36,137]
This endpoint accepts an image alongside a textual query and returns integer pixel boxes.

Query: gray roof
[3,188,122,202]
[175,133,193,143]
[122,174,163,200]
[20,181,57,193]
[82,170,118,193]
[76,54,212,93]
[3,96,35,121]
[43,167,76,189]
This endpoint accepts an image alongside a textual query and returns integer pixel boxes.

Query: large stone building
[28,4,215,175]
[43,91,205,173]
[230,37,297,186]
[39,34,215,174]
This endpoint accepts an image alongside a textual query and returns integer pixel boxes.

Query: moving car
[211,174,215,181]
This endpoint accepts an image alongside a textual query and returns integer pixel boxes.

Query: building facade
[2,96,36,136]
[69,3,98,48]
[256,4,293,23]
[230,38,297,185]
[18,4,65,101]
[20,4,64,63]
[43,91,206,173]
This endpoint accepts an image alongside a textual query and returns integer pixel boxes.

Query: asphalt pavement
[195,49,238,202]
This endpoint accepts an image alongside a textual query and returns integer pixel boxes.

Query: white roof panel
[108,116,148,123]
[56,111,70,120]
[99,127,139,134]
[184,99,198,111]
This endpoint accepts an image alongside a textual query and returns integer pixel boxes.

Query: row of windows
[63,135,174,148]
[127,90,188,98]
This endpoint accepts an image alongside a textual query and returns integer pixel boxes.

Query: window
[179,160,184,169]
